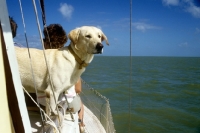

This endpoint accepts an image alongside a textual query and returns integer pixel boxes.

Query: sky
[6,0,200,57]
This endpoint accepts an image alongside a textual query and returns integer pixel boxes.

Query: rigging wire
[38,0,53,49]
[129,0,132,132]
[31,0,62,125]
[39,0,46,26]
[18,0,46,124]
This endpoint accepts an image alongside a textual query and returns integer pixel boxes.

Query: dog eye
[85,35,91,38]
[98,35,101,38]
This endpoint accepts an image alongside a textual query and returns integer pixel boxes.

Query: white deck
[83,106,106,133]
[29,105,106,133]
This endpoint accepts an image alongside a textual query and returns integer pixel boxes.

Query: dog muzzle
[96,43,104,54]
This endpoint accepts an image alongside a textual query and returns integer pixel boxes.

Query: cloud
[14,34,42,49]
[132,22,161,32]
[112,18,129,29]
[58,3,74,20]
[162,0,180,6]
[162,0,200,18]
[179,42,188,47]
[113,38,118,41]
[185,2,200,18]
[196,27,200,33]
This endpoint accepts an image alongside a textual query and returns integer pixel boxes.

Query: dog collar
[68,45,88,69]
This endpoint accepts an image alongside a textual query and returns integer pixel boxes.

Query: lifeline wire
[18,0,46,124]
[81,80,113,132]
[31,0,61,125]
[129,0,132,132]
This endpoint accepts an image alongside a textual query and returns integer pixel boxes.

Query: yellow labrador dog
[15,26,109,114]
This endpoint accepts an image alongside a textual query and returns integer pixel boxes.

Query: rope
[18,0,46,125]
[23,87,59,133]
[18,0,61,132]
[31,0,61,124]
[129,0,132,132]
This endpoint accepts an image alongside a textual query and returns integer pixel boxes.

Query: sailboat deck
[29,105,106,133]
[83,106,106,133]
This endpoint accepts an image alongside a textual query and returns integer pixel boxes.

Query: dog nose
[96,43,104,53]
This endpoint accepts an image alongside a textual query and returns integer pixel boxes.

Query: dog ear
[101,32,109,45]
[68,28,80,44]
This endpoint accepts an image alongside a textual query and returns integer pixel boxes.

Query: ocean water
[81,56,200,133]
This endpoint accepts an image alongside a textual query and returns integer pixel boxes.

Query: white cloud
[113,38,118,41]
[186,3,200,18]
[163,0,200,18]
[162,0,180,6]
[196,28,200,33]
[58,3,74,20]
[14,34,42,48]
[132,22,161,32]
[179,42,188,47]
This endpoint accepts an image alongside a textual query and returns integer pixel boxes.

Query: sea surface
[81,56,200,133]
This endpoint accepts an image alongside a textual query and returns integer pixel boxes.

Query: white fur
[15,26,108,114]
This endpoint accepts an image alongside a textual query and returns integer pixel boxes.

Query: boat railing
[80,79,116,133]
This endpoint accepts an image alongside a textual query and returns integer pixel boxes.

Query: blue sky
[7,0,200,57]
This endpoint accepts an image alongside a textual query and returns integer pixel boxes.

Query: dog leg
[45,87,60,116]
[45,97,51,116]
[50,91,60,115]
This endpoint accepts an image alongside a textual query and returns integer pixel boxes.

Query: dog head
[68,26,109,54]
